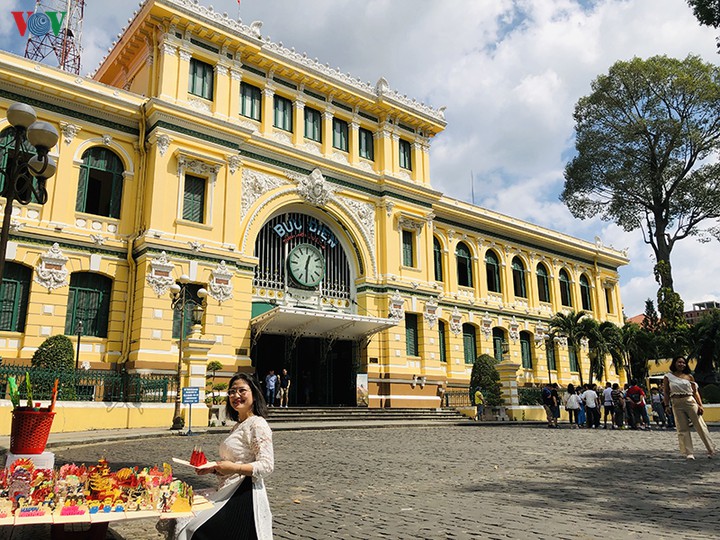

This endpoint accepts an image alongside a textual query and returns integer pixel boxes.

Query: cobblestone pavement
[9,424,720,539]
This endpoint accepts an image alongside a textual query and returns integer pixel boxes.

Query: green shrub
[31,334,76,399]
[701,384,720,404]
[518,387,543,406]
[31,334,74,371]
[470,354,504,407]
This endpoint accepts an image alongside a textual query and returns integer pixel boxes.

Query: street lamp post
[75,320,84,370]
[169,274,207,430]
[0,103,59,283]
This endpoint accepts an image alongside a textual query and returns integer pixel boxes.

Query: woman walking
[178,373,274,539]
[663,357,716,460]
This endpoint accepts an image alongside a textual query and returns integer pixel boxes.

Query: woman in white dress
[177,373,274,539]
[663,357,716,460]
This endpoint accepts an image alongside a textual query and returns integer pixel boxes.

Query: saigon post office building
[0,0,628,415]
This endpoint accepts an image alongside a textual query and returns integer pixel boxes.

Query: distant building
[685,301,720,325]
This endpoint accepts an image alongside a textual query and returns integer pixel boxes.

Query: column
[178,48,192,102]
[157,35,180,100]
[260,84,275,135]
[411,141,422,182]
[376,121,394,175]
[348,118,359,165]
[214,63,230,117]
[390,132,400,176]
[496,360,521,420]
[321,109,334,156]
[229,67,243,119]
[293,97,305,146]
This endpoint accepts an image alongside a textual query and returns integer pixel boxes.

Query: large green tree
[563,55,720,320]
[687,0,720,28]
[584,320,622,385]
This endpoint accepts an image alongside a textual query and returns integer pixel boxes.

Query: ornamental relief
[146,251,175,297]
[338,197,375,247]
[291,168,336,206]
[240,169,290,220]
[209,261,234,303]
[388,290,405,321]
[34,243,69,291]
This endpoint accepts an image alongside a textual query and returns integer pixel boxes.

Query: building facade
[0,0,628,411]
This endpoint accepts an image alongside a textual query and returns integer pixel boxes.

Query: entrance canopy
[251,306,396,341]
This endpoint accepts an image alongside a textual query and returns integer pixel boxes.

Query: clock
[287,243,325,288]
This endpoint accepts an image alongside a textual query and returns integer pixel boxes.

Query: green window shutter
[569,348,579,372]
[203,62,214,100]
[332,118,348,151]
[438,321,447,363]
[0,280,18,331]
[304,108,321,142]
[547,341,557,371]
[66,273,112,338]
[76,164,89,212]
[405,314,418,356]
[537,265,550,303]
[274,96,293,131]
[241,83,261,120]
[399,139,412,170]
[402,230,413,267]
[493,337,503,362]
[463,326,476,364]
[433,238,443,282]
[359,128,374,160]
[520,337,532,368]
[183,175,205,223]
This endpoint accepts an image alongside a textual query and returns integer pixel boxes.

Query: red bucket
[10,408,56,454]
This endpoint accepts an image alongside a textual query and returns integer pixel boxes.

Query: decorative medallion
[146,251,175,297]
[156,134,172,157]
[509,316,520,343]
[227,154,242,174]
[480,312,493,339]
[34,243,69,291]
[423,298,439,330]
[388,290,405,321]
[60,123,81,145]
[294,168,335,206]
[209,261,234,303]
[449,306,463,336]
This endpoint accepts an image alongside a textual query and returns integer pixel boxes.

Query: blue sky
[2,0,719,317]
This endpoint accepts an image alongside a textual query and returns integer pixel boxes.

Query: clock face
[287,243,325,288]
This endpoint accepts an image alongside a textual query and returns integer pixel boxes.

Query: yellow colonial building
[0,0,628,418]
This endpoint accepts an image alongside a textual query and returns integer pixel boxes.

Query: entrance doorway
[252,334,357,406]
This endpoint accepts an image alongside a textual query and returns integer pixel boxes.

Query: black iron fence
[0,364,176,403]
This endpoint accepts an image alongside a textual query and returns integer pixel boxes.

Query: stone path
[5,424,720,539]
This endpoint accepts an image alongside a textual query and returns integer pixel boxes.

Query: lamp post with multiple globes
[0,103,59,283]
[169,274,207,430]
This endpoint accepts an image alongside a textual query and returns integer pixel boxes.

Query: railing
[444,390,472,408]
[0,365,176,403]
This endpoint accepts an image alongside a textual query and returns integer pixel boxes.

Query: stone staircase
[265,406,469,430]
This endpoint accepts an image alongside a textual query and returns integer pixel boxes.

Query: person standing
[581,384,600,428]
[650,386,667,428]
[563,383,581,428]
[541,383,557,428]
[264,370,277,407]
[278,368,291,408]
[663,357,716,460]
[602,382,614,429]
[611,383,625,429]
[473,387,485,421]
[178,372,274,540]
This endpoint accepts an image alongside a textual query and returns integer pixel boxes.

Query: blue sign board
[182,387,200,404]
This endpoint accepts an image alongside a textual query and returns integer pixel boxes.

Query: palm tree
[608,322,651,383]
[585,320,622,385]
[690,309,720,384]
[548,310,590,386]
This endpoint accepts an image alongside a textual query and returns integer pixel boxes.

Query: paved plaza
[6,423,720,539]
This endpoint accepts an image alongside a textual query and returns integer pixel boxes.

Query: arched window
[547,338,557,371]
[492,328,505,362]
[536,263,551,303]
[519,331,532,369]
[0,127,36,201]
[580,274,592,311]
[569,347,579,372]
[485,250,501,293]
[462,323,476,364]
[456,242,473,288]
[0,262,32,332]
[76,147,125,218]
[559,269,573,307]
[433,237,443,282]
[438,320,447,363]
[512,257,527,298]
[65,272,112,338]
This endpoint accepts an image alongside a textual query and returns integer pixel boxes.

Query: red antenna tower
[24,0,85,75]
